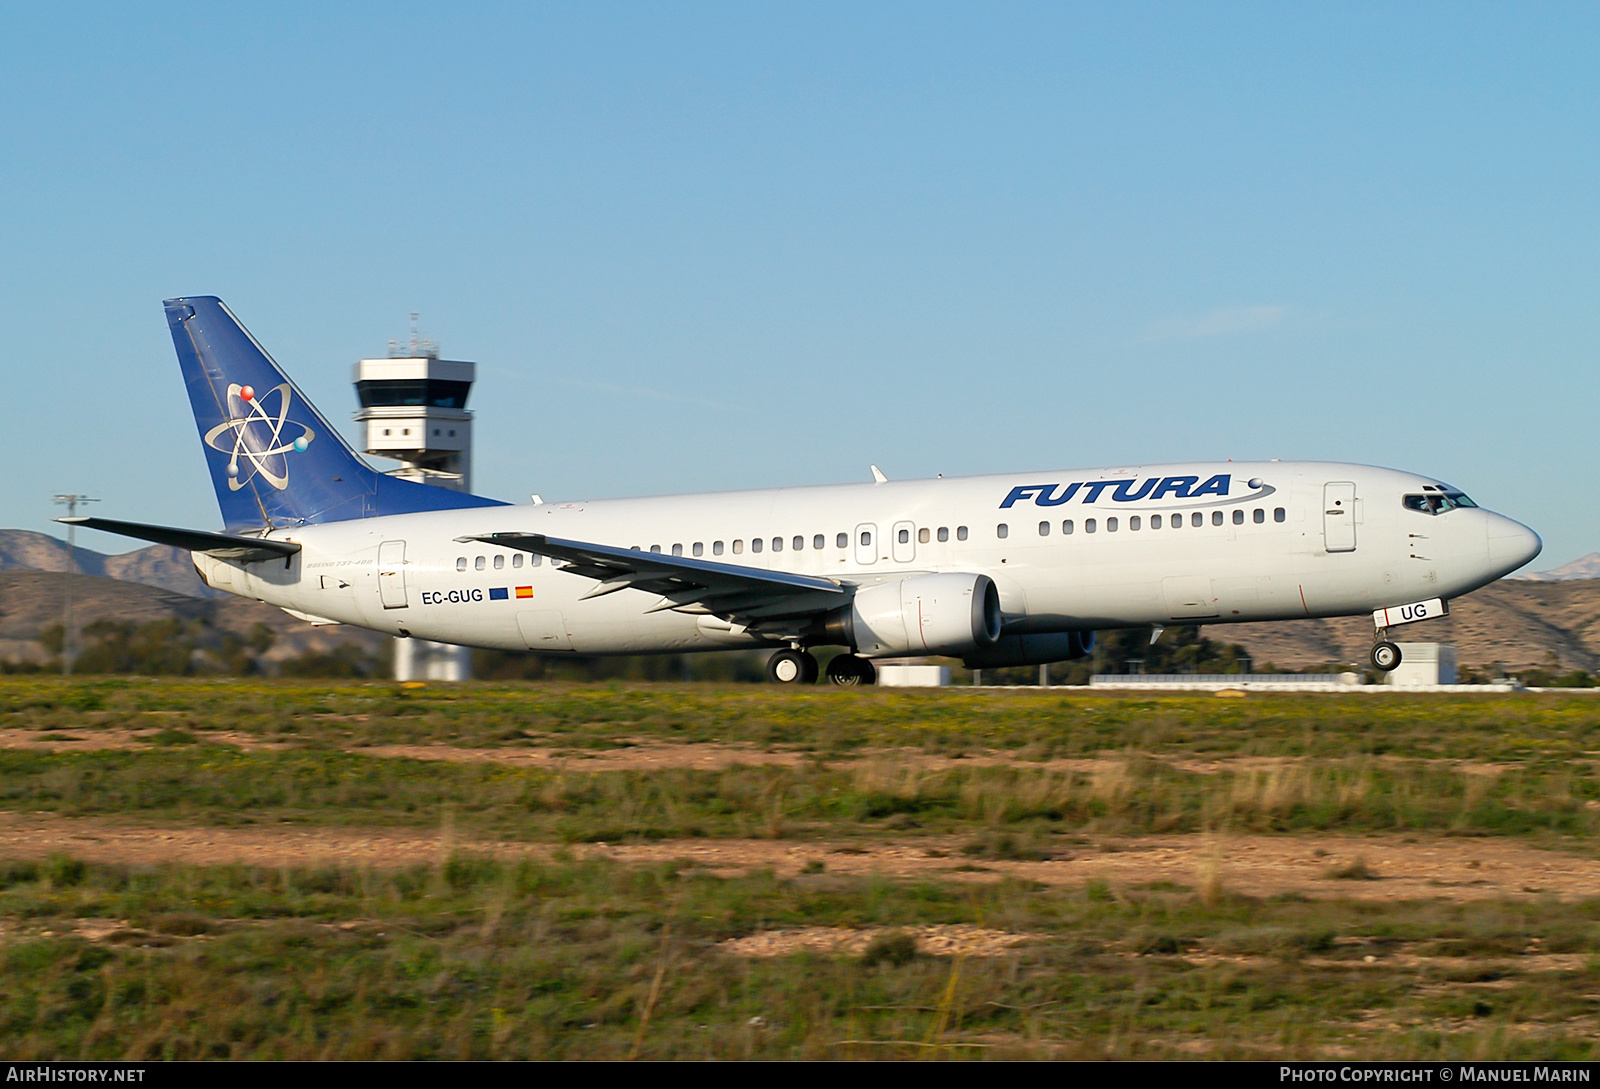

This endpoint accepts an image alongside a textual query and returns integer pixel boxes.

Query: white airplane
[64,296,1542,684]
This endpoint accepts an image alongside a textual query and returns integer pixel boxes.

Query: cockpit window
[1403,489,1477,515]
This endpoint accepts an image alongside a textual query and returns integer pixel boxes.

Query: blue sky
[2,2,1595,568]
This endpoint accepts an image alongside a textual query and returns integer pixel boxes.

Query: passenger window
[860,530,872,547]
[813,535,825,550]
[1151,514,1162,529]
[650,545,662,553]
[752,538,763,553]
[672,544,683,556]
[997,524,1009,539]
[897,528,909,544]
[1130,515,1141,531]
[918,528,929,544]
[771,537,782,552]
[937,527,949,542]
[957,526,968,541]
[456,557,467,572]
[1191,512,1202,527]
[1086,518,1097,533]
[1275,507,1286,522]
[693,543,703,557]
[1254,509,1265,524]
[713,541,724,555]
[1233,509,1244,525]
[1039,521,1050,536]
[494,554,505,570]
[793,536,803,551]
[1171,515,1181,529]
[1107,517,1118,532]
[475,556,486,570]
[837,533,848,549]
[513,554,523,568]
[1212,511,1223,526]
[1063,520,1073,535]
[733,540,743,554]
[531,554,542,566]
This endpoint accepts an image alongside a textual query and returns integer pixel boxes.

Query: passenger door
[377,540,409,608]
[1323,482,1357,553]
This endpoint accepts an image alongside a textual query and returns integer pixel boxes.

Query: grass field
[3,677,1600,1059]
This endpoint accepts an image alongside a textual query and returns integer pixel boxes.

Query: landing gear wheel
[1371,641,1402,672]
[826,654,877,686]
[767,649,819,685]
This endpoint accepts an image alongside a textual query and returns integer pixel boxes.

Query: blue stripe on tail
[165,296,507,531]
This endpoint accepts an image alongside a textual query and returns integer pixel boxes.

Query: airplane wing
[59,516,302,564]
[460,532,848,629]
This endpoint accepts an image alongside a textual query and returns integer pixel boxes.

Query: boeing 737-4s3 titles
[64,297,1543,684]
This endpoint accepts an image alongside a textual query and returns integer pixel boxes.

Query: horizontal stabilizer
[59,516,301,563]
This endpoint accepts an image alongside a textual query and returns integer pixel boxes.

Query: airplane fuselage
[193,459,1540,659]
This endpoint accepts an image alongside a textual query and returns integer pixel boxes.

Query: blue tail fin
[165,296,507,531]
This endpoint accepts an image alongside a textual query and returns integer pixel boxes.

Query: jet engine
[816,573,1003,658]
[962,630,1095,669]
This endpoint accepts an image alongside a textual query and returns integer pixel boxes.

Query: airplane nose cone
[1487,518,1542,576]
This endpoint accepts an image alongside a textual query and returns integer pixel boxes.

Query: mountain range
[1513,552,1600,582]
[0,530,383,669]
[1,529,1597,674]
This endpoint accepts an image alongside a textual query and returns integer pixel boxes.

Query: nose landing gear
[1370,635,1402,672]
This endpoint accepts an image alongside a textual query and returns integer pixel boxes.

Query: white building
[353,336,479,681]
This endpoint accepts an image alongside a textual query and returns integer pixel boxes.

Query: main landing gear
[765,649,878,685]
[767,648,819,685]
[825,654,876,686]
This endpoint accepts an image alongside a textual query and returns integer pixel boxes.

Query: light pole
[51,494,97,675]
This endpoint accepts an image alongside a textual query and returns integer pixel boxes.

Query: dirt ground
[1,808,1595,904]
[8,730,1600,940]
[9,730,1600,961]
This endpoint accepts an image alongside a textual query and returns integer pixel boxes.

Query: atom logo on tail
[201,383,315,491]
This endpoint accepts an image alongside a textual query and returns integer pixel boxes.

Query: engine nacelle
[962,630,1095,669]
[819,573,1003,658]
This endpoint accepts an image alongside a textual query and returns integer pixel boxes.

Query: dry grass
[2,677,1600,1059]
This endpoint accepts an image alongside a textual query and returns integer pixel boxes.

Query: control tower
[353,322,475,491]
[353,317,477,681]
